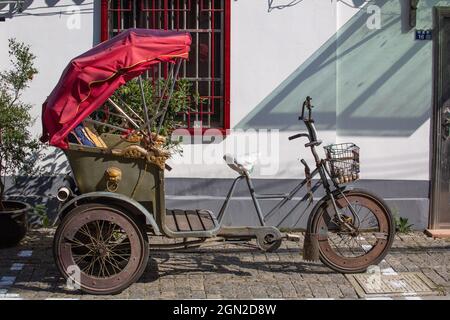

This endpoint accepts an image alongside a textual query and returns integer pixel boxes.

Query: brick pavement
[0,229,449,300]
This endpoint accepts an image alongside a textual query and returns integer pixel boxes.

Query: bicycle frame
[217,97,358,232]
[216,169,320,228]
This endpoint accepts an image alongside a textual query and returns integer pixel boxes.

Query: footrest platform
[165,209,218,232]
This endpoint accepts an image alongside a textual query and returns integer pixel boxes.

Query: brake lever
[300,159,309,169]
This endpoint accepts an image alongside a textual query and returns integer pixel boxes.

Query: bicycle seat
[223,153,257,175]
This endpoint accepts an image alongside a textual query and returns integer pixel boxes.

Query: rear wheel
[310,189,395,273]
[53,203,149,295]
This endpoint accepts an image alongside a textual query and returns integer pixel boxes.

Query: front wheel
[310,189,395,273]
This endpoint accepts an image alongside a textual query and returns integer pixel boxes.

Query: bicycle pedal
[284,233,302,242]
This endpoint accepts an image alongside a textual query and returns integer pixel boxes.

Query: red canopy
[41,29,191,149]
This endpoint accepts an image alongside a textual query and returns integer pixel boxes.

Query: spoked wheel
[310,189,395,273]
[53,203,149,295]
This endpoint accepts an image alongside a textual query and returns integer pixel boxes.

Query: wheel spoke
[84,254,100,275]
[109,251,131,261]
[105,255,123,273]
[104,222,117,243]
[73,250,95,264]
[98,257,108,278]
[78,225,98,246]
[94,220,104,243]
[359,208,373,226]
[67,218,134,279]
[64,237,93,250]
[108,239,131,251]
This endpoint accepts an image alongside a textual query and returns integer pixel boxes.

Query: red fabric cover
[41,29,191,149]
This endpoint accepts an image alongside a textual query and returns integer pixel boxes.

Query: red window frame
[100,0,230,134]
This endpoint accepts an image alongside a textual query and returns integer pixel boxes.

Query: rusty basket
[324,143,360,184]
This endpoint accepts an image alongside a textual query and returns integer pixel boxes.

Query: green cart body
[60,133,221,239]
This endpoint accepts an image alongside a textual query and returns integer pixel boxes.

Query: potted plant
[0,38,39,248]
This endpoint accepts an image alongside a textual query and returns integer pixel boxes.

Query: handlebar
[289,96,322,147]
[288,133,309,141]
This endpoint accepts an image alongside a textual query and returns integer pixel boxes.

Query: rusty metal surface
[314,190,395,273]
[54,203,149,295]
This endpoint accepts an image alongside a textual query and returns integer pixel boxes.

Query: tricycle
[41,29,395,295]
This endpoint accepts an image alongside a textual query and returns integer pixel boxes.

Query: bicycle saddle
[223,153,258,175]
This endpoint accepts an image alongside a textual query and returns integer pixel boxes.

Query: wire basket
[324,143,360,184]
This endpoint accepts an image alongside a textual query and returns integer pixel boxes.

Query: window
[100,0,230,131]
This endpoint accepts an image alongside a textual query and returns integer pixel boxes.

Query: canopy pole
[138,76,153,142]
[150,62,175,124]
[157,59,182,136]
[107,98,140,129]
[103,110,142,124]
[116,96,144,122]
[85,118,129,133]
[135,62,175,137]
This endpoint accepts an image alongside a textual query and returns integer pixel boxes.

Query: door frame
[430,6,450,229]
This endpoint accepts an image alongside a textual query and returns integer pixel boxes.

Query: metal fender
[56,191,161,235]
[305,193,332,233]
[303,188,349,262]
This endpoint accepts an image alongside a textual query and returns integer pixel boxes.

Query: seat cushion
[223,153,258,174]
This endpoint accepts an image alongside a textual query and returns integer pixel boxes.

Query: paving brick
[0,229,449,299]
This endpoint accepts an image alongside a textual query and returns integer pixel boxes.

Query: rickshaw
[41,29,395,295]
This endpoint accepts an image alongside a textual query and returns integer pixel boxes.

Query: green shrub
[392,208,414,234]
[29,204,50,228]
[0,39,39,210]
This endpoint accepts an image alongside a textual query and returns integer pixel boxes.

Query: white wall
[168,0,434,181]
[0,0,436,182]
[169,0,340,179]
[335,0,433,181]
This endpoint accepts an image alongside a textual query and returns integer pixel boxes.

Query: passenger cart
[41,29,395,295]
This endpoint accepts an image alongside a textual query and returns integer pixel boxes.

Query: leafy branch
[0,39,39,210]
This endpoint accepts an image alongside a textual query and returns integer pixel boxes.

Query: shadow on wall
[267,0,305,12]
[5,149,69,197]
[0,0,93,19]
[236,0,439,137]
[4,148,70,218]
[266,0,367,12]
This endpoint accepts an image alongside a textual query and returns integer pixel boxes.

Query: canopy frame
[90,58,184,143]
